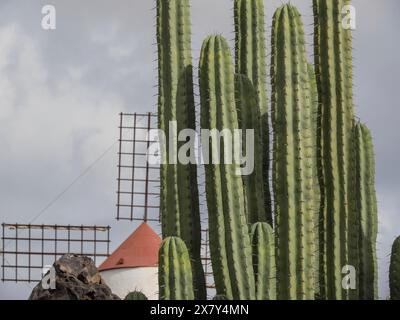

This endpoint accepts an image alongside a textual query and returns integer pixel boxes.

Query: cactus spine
[234,0,272,225]
[390,236,400,300]
[156,0,206,299]
[235,74,265,224]
[251,222,276,300]
[271,5,316,300]
[158,237,195,300]
[124,291,148,300]
[354,123,378,300]
[313,0,356,300]
[199,35,256,300]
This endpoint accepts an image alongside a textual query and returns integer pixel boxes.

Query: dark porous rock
[29,254,120,300]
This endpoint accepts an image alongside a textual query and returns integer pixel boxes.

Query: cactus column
[159,237,195,300]
[235,74,266,224]
[271,4,316,300]
[234,0,272,225]
[313,0,356,300]
[355,123,378,300]
[251,222,276,300]
[156,0,206,299]
[199,35,255,300]
[390,236,400,300]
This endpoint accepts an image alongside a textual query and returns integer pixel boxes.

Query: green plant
[158,237,194,300]
[313,0,356,300]
[354,123,378,300]
[156,0,206,299]
[212,295,228,301]
[251,222,276,300]
[234,0,272,225]
[124,291,148,300]
[153,0,379,302]
[235,74,266,224]
[390,236,400,300]
[271,4,316,300]
[199,35,255,300]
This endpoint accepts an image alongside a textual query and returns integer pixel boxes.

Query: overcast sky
[0,0,399,300]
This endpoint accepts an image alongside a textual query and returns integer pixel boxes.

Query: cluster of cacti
[155,0,382,300]
[124,291,148,300]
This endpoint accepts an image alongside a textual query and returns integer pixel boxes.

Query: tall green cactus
[308,64,322,298]
[156,0,206,299]
[158,237,195,300]
[199,35,256,300]
[234,0,272,225]
[235,74,265,224]
[354,123,378,300]
[390,236,400,300]
[313,0,356,300]
[251,222,276,300]
[271,4,316,300]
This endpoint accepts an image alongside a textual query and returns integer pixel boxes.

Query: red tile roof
[98,223,161,271]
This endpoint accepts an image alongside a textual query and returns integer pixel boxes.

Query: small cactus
[212,295,228,301]
[251,222,276,300]
[158,237,194,300]
[124,291,148,300]
[390,237,400,300]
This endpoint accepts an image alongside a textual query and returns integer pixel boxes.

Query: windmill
[0,112,214,299]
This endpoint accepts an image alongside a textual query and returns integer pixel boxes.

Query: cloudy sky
[0,0,399,300]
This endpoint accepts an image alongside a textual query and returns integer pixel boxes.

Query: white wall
[100,267,158,300]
